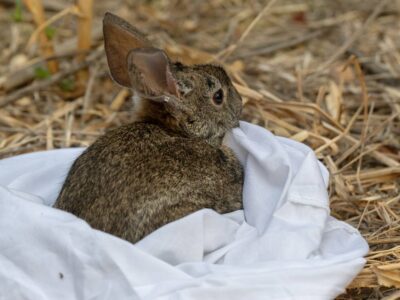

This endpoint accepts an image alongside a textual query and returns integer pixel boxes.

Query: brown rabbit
[54,12,243,244]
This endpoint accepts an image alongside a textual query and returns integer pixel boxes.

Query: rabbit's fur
[54,13,243,243]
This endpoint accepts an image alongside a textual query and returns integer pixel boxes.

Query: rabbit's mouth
[205,122,236,147]
[231,118,240,128]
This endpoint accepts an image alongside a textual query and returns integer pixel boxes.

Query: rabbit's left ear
[127,47,179,98]
[103,12,151,87]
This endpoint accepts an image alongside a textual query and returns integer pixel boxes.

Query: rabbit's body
[56,122,242,243]
[54,13,244,243]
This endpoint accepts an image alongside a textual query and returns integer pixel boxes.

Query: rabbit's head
[103,13,242,146]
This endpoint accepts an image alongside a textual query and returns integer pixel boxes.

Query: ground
[0,0,399,298]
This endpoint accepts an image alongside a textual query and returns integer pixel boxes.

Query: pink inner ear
[128,48,179,97]
[166,66,179,97]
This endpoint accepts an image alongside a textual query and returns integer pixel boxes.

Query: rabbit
[54,12,243,244]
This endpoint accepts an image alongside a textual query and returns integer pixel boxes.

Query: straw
[0,1,399,298]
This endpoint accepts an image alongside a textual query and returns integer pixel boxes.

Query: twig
[0,0,66,11]
[314,0,390,73]
[315,106,362,154]
[0,49,90,91]
[215,0,279,61]
[82,63,100,114]
[349,56,371,192]
[328,112,400,168]
[0,49,102,108]
[27,5,81,48]
[0,26,102,92]
[23,0,58,73]
[230,30,323,60]
[77,0,93,82]
[264,101,346,131]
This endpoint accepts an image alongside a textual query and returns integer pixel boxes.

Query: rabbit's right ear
[127,48,179,98]
[103,12,151,87]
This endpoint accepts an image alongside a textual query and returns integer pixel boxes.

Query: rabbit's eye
[212,89,224,105]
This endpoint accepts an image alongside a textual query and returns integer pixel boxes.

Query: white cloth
[0,121,368,300]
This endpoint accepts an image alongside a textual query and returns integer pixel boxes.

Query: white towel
[0,121,368,300]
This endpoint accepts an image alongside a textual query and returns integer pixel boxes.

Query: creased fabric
[0,121,368,299]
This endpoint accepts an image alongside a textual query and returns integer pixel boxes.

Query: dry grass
[0,0,399,298]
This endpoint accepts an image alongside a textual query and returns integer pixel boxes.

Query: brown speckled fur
[54,13,243,243]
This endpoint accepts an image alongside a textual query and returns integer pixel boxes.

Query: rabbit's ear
[127,48,179,98]
[103,12,151,87]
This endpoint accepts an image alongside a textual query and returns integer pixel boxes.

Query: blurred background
[0,0,399,298]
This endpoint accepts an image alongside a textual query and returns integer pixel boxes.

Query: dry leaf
[290,130,309,142]
[324,81,342,121]
[333,62,355,82]
[372,264,400,288]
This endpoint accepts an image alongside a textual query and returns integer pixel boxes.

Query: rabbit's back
[55,122,243,243]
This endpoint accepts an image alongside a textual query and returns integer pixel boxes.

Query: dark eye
[212,89,224,105]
